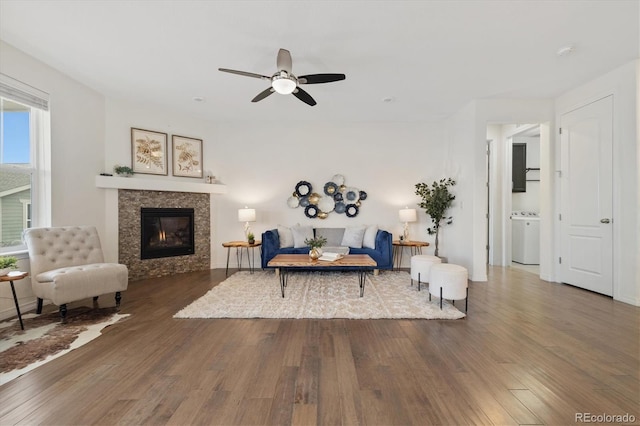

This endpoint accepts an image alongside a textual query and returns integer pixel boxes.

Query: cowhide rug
[0,306,129,385]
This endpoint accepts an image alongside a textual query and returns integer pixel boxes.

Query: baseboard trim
[0,300,39,321]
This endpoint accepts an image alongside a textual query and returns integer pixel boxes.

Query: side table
[222,241,262,276]
[392,240,430,270]
[1,271,29,330]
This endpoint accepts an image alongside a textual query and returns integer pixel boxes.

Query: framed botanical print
[172,135,203,178]
[131,128,168,175]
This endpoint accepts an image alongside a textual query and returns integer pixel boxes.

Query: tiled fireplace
[118,190,210,281]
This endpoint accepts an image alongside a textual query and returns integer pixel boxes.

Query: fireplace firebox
[141,208,195,259]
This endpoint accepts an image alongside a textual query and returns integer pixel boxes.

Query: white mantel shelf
[95,175,227,194]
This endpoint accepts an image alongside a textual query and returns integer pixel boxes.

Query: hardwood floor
[1,266,638,425]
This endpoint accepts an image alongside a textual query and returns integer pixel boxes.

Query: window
[0,74,50,253]
[512,143,527,193]
[21,199,32,229]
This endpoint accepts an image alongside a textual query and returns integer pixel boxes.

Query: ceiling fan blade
[293,87,317,106]
[218,68,271,80]
[277,49,292,73]
[251,87,275,102]
[298,73,346,84]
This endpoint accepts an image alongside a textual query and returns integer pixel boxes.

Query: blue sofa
[261,227,393,271]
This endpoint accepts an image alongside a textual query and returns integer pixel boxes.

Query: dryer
[512,212,540,265]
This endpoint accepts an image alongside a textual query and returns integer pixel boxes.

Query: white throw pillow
[363,225,378,249]
[278,225,294,248]
[341,225,367,248]
[291,225,314,248]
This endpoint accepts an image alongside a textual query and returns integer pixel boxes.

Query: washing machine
[512,212,540,265]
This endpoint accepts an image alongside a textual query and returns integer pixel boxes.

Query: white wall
[442,103,478,277]
[103,99,450,269]
[555,59,639,306]
[0,41,106,317]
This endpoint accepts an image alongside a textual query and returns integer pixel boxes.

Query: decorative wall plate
[287,196,300,208]
[344,187,360,202]
[345,204,359,217]
[318,196,335,213]
[305,205,319,218]
[295,181,312,197]
[324,182,338,195]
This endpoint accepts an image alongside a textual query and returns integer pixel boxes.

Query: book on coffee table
[318,252,344,262]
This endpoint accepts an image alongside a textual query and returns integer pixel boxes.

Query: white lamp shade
[272,77,296,95]
[399,208,417,223]
[238,208,256,222]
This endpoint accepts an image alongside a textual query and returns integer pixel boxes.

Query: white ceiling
[1,0,638,123]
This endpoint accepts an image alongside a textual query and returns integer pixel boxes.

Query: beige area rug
[0,307,130,385]
[174,271,466,320]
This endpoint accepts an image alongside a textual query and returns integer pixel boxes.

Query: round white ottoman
[429,263,468,311]
[410,255,441,291]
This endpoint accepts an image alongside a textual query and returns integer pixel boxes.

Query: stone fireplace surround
[118,190,210,281]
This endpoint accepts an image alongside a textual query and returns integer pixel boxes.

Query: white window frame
[0,73,51,254]
[20,198,32,229]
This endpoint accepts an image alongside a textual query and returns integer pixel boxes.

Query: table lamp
[238,207,256,238]
[398,207,417,242]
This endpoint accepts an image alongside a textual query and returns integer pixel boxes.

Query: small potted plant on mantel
[114,165,134,177]
[415,178,456,259]
[0,255,18,277]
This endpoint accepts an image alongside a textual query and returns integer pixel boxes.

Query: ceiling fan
[218,48,346,106]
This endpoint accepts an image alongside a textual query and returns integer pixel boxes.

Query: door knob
[600,218,611,224]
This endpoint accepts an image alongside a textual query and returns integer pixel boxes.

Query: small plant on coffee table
[247,232,255,244]
[304,236,327,249]
[305,236,327,260]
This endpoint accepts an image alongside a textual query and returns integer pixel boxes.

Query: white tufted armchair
[23,226,128,322]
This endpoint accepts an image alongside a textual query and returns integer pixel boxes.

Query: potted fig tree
[415,178,456,257]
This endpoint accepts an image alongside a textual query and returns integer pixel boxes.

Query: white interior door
[560,96,613,296]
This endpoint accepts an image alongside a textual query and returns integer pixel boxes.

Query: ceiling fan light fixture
[272,75,297,95]
[219,49,343,105]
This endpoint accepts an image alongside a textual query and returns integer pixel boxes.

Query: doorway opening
[486,123,548,278]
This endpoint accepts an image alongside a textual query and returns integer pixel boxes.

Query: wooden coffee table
[267,254,377,298]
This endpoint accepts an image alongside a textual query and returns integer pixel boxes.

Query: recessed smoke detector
[193,96,206,102]
[556,45,574,57]
[382,96,395,103]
